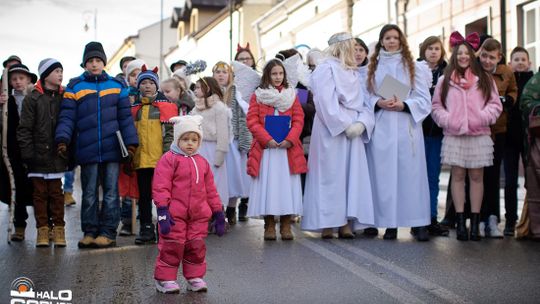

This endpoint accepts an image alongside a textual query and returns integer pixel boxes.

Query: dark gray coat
[17,84,68,173]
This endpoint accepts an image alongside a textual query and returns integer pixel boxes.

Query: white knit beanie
[170,115,203,144]
[172,67,192,90]
[126,59,146,77]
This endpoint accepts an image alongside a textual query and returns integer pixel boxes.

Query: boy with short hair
[55,41,139,248]
[478,38,518,238]
[503,47,535,236]
[17,58,68,247]
[1,63,37,242]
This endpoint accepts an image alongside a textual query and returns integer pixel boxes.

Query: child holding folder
[246,59,307,241]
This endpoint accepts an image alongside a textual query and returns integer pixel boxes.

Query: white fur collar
[254,87,296,112]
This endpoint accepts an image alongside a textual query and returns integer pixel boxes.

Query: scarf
[195,94,221,110]
[451,68,475,90]
[170,142,199,156]
[254,86,296,112]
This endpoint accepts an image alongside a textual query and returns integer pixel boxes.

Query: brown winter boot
[53,226,66,247]
[338,223,354,239]
[36,226,50,247]
[263,216,276,241]
[321,228,334,239]
[10,227,25,242]
[64,192,76,206]
[280,215,294,240]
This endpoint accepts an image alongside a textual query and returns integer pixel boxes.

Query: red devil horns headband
[449,31,480,50]
[236,42,251,53]
[141,64,159,73]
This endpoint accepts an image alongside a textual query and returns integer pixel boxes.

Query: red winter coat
[246,92,307,177]
[152,151,222,221]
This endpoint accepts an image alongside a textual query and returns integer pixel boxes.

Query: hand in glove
[157,206,175,235]
[57,143,68,160]
[213,211,226,237]
[123,162,134,176]
[345,122,366,139]
[214,151,226,168]
[124,145,137,163]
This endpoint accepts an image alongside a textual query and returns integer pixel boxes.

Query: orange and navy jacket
[55,71,139,165]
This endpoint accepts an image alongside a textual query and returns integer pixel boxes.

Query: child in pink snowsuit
[152,114,226,294]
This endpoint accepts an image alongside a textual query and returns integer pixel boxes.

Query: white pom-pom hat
[170,115,204,144]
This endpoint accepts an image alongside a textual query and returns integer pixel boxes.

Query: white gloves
[214,151,226,167]
[345,122,366,139]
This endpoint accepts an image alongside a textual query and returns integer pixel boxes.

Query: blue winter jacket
[55,71,139,165]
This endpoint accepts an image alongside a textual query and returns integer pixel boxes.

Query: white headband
[328,33,353,45]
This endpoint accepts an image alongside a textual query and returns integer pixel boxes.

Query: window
[465,17,488,37]
[523,2,540,69]
[178,22,185,41]
[190,8,199,33]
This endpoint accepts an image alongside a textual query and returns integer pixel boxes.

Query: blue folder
[265,115,291,143]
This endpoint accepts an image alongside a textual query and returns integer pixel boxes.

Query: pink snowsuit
[152,150,222,281]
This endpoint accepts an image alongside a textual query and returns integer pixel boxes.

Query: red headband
[450,31,480,50]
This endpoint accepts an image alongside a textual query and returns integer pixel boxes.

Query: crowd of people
[1,23,540,293]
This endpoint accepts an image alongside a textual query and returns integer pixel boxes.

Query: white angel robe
[302,58,376,232]
[366,50,432,228]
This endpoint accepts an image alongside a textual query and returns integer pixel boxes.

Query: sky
[0,0,183,83]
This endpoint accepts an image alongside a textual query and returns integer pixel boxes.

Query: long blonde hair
[367,24,416,93]
[212,61,234,105]
[325,32,357,70]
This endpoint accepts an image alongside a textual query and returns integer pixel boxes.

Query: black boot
[456,213,468,241]
[411,226,430,241]
[469,213,481,241]
[226,207,237,225]
[135,223,156,245]
[238,198,248,222]
[383,228,398,240]
[428,218,449,236]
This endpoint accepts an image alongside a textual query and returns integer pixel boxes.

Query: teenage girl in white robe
[365,24,432,241]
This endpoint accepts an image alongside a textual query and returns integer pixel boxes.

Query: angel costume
[366,49,432,228]
[225,86,251,198]
[301,57,376,232]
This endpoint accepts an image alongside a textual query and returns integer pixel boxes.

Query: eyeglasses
[237,57,253,62]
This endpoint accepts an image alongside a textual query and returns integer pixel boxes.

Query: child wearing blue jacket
[55,41,139,248]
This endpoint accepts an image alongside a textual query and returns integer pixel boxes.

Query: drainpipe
[229,0,234,62]
[402,0,409,36]
[500,0,507,57]
[347,0,354,33]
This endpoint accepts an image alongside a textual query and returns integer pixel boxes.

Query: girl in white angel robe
[365,25,432,237]
[301,32,376,238]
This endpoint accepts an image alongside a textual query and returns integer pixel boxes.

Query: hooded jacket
[130,91,177,169]
[17,81,68,173]
[152,150,222,222]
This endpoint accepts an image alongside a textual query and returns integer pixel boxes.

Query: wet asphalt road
[0,171,539,304]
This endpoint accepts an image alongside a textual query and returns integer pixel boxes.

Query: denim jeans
[80,162,120,239]
[63,170,75,193]
[424,135,443,219]
[121,197,133,225]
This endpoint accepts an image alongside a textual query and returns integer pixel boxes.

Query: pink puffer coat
[152,151,222,221]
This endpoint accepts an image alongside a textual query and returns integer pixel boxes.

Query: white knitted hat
[172,67,192,90]
[126,59,146,77]
[170,115,203,144]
